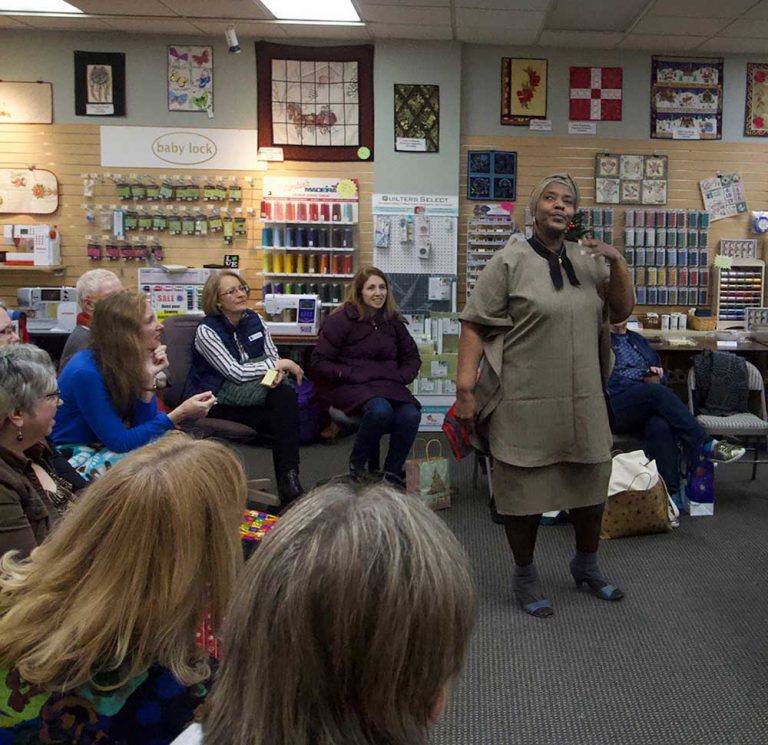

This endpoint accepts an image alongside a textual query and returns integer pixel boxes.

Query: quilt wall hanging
[699,173,747,221]
[650,56,723,140]
[167,45,213,112]
[569,67,622,121]
[467,151,516,201]
[501,58,547,126]
[256,42,374,162]
[394,84,439,152]
[0,81,52,123]
[744,63,768,136]
[74,51,126,117]
[595,154,668,205]
[0,168,58,214]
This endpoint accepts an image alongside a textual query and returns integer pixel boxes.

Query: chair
[161,314,279,505]
[687,360,768,480]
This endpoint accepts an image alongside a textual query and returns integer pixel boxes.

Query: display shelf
[262,246,355,252]
[260,272,355,280]
[0,264,65,272]
[262,220,357,226]
[713,258,765,329]
[465,214,517,298]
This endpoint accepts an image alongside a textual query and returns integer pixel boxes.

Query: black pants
[208,384,300,479]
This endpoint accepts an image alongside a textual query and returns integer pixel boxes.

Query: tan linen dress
[460,237,614,515]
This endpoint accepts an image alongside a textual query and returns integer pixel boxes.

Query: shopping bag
[684,445,715,516]
[441,401,473,460]
[602,450,679,539]
[405,438,451,510]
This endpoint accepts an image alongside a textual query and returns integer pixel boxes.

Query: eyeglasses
[43,390,62,404]
[219,284,250,299]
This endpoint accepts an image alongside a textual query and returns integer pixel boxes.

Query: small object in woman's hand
[261,369,279,387]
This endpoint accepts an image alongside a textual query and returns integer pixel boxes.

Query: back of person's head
[201,269,244,316]
[76,269,122,312]
[204,482,475,745]
[345,266,401,320]
[90,290,147,415]
[0,431,246,691]
[0,344,55,419]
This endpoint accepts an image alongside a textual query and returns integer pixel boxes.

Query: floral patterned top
[0,663,212,744]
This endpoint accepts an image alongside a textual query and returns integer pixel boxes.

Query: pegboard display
[372,194,458,275]
[388,273,456,314]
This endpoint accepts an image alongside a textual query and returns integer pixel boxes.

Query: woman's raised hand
[168,391,217,424]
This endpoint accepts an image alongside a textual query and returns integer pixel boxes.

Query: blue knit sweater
[52,350,174,453]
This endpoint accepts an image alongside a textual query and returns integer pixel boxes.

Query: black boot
[277,469,304,507]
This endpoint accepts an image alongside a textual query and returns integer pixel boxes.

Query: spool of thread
[262,282,272,300]
[320,203,331,222]
[319,226,330,248]
[342,203,354,222]
[297,201,308,221]
[285,226,296,247]
[261,200,273,220]
[273,282,284,294]
[331,203,342,222]
[284,282,295,294]
[342,254,353,274]
[331,283,342,303]
[272,227,283,247]
[331,254,341,274]
[261,226,273,247]
[320,254,330,274]
[272,252,284,273]
[321,283,332,303]
[309,202,319,221]
[308,253,318,273]
[308,227,318,247]
[285,201,297,221]
[296,227,307,247]
[331,226,342,248]
[342,227,354,248]
[273,201,285,221]
[309,282,319,295]
[297,282,308,294]
[296,253,306,273]
[284,253,296,273]
[263,252,273,273]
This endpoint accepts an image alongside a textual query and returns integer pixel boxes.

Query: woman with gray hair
[0,344,73,557]
[172,481,475,745]
[456,173,634,618]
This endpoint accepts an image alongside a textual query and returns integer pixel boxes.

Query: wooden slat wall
[0,123,374,305]
[459,135,768,311]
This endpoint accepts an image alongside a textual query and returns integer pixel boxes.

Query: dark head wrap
[528,173,581,291]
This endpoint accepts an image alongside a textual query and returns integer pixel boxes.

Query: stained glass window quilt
[467,151,517,201]
[271,59,359,147]
[569,67,622,121]
[394,84,440,152]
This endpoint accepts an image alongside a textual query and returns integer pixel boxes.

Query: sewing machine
[17,286,77,332]
[262,294,320,336]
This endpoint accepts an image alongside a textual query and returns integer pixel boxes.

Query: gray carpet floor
[248,436,768,745]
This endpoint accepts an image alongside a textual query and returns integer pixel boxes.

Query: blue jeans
[609,383,707,493]
[349,398,421,477]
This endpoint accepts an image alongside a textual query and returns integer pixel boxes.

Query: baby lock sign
[100,126,260,170]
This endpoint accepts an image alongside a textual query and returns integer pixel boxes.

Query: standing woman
[456,174,634,618]
[184,271,304,506]
[311,267,421,484]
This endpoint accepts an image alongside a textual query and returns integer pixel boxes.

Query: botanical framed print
[501,58,547,126]
[744,63,768,136]
[467,150,516,201]
[595,154,668,205]
[650,56,723,139]
[167,45,213,112]
[74,51,126,117]
[394,84,439,152]
[256,42,374,162]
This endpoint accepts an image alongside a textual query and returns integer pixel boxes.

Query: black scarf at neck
[528,234,581,290]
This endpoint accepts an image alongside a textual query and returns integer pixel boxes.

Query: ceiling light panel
[260,0,360,22]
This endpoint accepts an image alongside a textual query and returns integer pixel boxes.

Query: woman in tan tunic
[456,174,634,618]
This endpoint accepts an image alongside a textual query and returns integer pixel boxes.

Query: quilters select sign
[100,127,260,170]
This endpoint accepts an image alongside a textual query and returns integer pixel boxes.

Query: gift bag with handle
[405,438,451,511]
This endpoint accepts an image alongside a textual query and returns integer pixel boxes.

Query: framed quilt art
[744,63,768,136]
[467,151,516,201]
[501,58,547,126]
[256,42,374,162]
[394,84,439,152]
[168,45,213,112]
[595,154,668,205]
[569,67,622,121]
[650,56,723,140]
[74,51,126,117]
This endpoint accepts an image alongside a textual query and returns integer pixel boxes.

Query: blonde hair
[90,290,148,416]
[0,432,245,691]
[201,270,245,316]
[204,482,475,745]
[344,266,402,321]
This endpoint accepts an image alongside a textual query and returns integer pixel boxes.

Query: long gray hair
[204,481,476,745]
[0,344,56,418]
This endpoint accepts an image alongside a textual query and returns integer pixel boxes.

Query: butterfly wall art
[167,45,213,112]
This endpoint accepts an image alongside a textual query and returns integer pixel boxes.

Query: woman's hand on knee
[275,358,304,385]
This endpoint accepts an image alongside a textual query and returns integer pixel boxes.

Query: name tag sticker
[248,331,263,342]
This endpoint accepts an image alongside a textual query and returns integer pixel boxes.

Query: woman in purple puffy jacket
[311,267,421,484]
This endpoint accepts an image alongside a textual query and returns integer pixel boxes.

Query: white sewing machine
[262,294,320,336]
[17,286,77,332]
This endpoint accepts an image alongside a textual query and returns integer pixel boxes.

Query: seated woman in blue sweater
[608,318,745,499]
[53,291,215,478]
[184,271,304,507]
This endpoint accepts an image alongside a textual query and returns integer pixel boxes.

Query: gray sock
[513,562,546,602]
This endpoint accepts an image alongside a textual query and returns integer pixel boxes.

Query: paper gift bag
[406,438,451,511]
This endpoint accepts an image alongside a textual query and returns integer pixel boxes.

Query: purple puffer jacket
[311,302,421,415]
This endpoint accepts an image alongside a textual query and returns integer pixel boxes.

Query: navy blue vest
[184,310,268,397]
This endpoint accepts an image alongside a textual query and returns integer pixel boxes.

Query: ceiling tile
[280,23,372,39]
[355,0,449,4]
[158,0,272,19]
[98,17,204,33]
[743,0,768,20]
[357,4,451,24]
[69,0,171,14]
[719,18,768,37]
[188,19,287,36]
[454,7,544,31]
[455,25,540,44]
[632,15,731,35]
[367,22,452,39]
[648,0,756,16]
[0,16,29,27]
[544,0,648,32]
[696,36,768,53]
[455,0,550,7]
[15,14,113,29]
[618,34,708,51]
[537,29,624,48]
